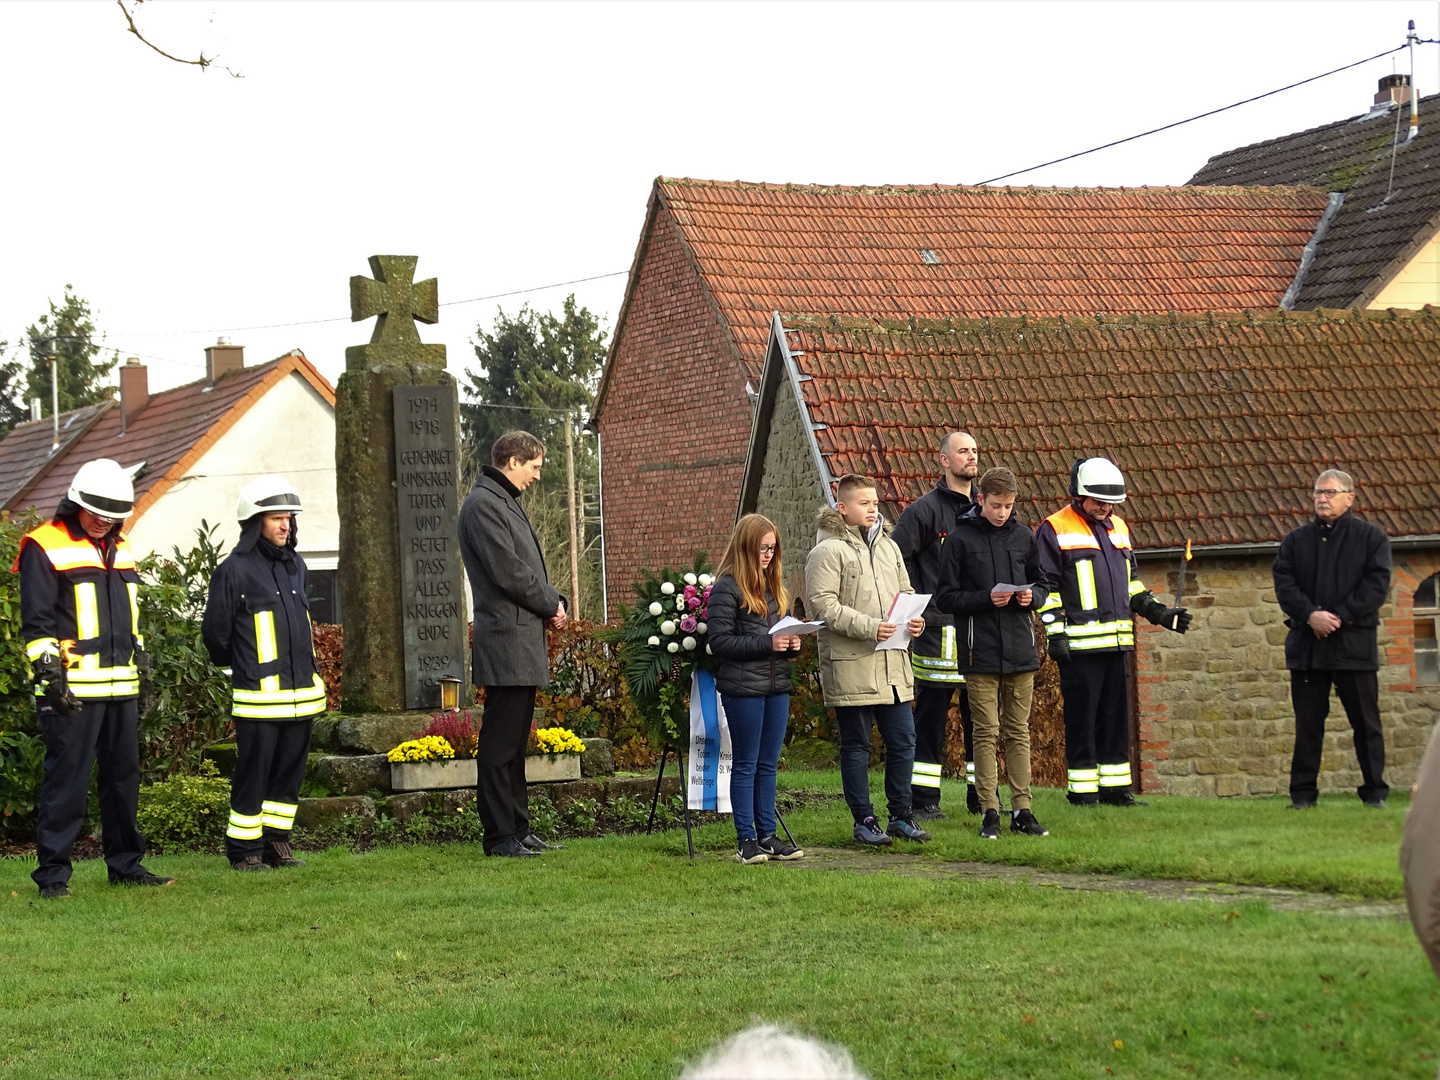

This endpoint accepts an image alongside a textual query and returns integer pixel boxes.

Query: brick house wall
[1134,549,1440,797]
[596,210,753,614]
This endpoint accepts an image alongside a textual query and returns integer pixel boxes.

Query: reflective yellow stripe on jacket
[232,673,327,720]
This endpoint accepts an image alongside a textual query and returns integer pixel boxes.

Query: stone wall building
[739,308,1440,795]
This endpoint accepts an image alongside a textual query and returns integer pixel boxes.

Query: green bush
[135,760,230,848]
[0,512,44,829]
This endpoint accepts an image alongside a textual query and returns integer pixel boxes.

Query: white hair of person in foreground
[679,1025,869,1080]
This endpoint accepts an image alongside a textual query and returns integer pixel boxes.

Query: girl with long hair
[707,514,805,864]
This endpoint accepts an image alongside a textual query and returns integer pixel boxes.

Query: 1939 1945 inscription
[393,386,467,709]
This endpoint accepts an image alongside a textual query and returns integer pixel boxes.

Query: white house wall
[126,372,338,563]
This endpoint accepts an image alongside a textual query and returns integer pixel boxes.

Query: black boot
[263,840,306,868]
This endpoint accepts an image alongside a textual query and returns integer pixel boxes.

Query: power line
[112,270,629,338]
[976,43,1412,185]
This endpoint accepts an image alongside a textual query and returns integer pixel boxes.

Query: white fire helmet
[67,459,136,519]
[1072,457,1127,504]
[236,475,303,523]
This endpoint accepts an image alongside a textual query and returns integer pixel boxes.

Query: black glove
[33,653,82,716]
[1159,607,1192,633]
[1047,635,1071,664]
[135,648,157,721]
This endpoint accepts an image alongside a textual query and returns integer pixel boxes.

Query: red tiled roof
[9,352,336,521]
[0,403,112,510]
[645,179,1333,387]
[768,307,1440,547]
[1189,93,1440,310]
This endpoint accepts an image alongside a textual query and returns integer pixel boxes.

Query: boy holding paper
[935,467,1051,840]
[805,474,931,845]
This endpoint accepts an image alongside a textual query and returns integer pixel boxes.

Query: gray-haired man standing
[1272,469,1392,809]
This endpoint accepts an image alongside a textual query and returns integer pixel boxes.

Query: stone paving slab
[710,846,1407,920]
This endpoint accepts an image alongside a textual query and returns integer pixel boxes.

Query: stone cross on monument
[335,255,466,714]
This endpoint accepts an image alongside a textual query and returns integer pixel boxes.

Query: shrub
[562,797,599,834]
[528,792,560,838]
[135,760,230,849]
[0,512,44,830]
[539,618,642,744]
[416,711,478,758]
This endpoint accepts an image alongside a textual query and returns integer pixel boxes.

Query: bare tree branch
[117,0,243,77]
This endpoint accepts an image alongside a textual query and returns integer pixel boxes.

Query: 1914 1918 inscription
[393,386,467,709]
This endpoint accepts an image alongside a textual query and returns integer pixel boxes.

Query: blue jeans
[721,692,790,841]
[835,693,916,823]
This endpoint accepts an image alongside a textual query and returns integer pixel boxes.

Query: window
[1416,573,1440,685]
[307,569,341,626]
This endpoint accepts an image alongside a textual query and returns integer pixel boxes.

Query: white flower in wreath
[674,596,686,611]
[705,644,713,655]
[684,573,698,586]
[660,581,675,595]
[682,636,697,651]
[647,635,660,647]
[667,641,680,653]
[696,622,707,633]
[648,601,663,617]
[699,574,713,586]
[660,620,677,636]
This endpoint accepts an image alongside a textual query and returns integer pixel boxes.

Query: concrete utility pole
[565,408,581,620]
[48,339,59,453]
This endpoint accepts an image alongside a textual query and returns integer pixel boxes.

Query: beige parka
[804,507,916,707]
[1402,720,1440,987]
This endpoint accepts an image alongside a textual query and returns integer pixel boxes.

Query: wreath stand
[644,743,799,860]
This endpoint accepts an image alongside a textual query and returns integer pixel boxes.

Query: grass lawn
[775,772,1410,900]
[1,782,1435,1079]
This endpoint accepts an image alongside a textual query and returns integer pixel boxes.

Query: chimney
[1376,73,1412,107]
[119,358,148,435]
[29,397,41,422]
[204,335,245,388]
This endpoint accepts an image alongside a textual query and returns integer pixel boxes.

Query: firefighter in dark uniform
[1036,458,1191,805]
[202,475,326,871]
[893,431,978,818]
[14,458,173,898]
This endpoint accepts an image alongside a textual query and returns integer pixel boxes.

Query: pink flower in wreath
[683,585,697,599]
[680,616,698,633]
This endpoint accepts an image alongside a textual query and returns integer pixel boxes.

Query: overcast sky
[1,1,1433,399]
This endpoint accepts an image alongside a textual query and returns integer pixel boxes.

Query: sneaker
[39,883,70,900]
[736,838,769,864]
[263,841,306,868]
[231,856,271,872]
[1011,808,1049,836]
[758,834,805,860]
[852,817,892,846]
[111,872,175,887]
[966,784,982,815]
[911,805,948,821]
[887,817,932,842]
[979,809,1001,840]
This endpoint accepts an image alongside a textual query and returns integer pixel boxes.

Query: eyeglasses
[758,545,777,555]
[1312,489,1352,499]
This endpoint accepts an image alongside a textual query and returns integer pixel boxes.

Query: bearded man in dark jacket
[892,431,978,818]
[935,468,1050,839]
[1272,468,1392,809]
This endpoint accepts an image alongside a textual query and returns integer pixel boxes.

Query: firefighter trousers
[1058,651,1132,802]
[911,681,971,810]
[32,698,148,888]
[227,718,313,862]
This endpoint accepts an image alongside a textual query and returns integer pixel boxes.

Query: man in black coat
[458,430,567,857]
[1272,468,1392,809]
[892,431,977,818]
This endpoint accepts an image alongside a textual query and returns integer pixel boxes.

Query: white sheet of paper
[877,592,932,650]
[991,583,1036,594]
[769,616,825,636]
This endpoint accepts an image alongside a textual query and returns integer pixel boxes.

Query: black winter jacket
[705,575,797,698]
[892,476,974,658]
[1272,511,1391,671]
[933,505,1049,675]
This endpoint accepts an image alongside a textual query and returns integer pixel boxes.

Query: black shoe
[911,805,948,821]
[521,833,564,851]
[38,883,70,900]
[966,784,982,815]
[263,841,306,868]
[487,837,540,858]
[231,856,271,872]
[111,871,175,887]
[1362,796,1388,809]
[1287,798,1317,810]
[1010,808,1049,836]
[736,838,769,864]
[1100,792,1146,807]
[1067,792,1100,807]
[758,834,804,860]
[979,809,1001,840]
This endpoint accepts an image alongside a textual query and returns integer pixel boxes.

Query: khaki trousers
[965,672,1035,812]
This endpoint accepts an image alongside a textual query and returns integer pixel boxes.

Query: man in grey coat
[458,430,567,857]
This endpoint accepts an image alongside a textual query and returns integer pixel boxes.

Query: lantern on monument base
[439,676,462,712]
